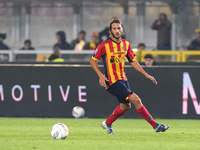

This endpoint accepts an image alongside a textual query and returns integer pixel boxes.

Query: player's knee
[133,97,141,105]
[134,97,141,104]
[129,94,141,105]
[127,103,131,109]
[120,103,131,111]
[124,103,131,110]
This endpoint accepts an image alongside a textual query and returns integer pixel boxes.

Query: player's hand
[146,74,157,85]
[99,75,109,88]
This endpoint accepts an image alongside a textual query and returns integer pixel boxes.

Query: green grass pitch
[0,118,200,150]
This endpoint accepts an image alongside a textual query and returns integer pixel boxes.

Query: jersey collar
[110,37,121,44]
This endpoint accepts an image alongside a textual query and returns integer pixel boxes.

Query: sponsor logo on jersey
[110,47,116,49]
[112,52,126,55]
[110,57,126,63]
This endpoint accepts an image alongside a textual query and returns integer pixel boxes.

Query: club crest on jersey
[94,49,98,54]
[122,46,125,50]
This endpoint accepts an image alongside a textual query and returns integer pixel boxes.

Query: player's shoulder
[121,38,130,44]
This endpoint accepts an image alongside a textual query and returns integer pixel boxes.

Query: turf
[0,118,200,150]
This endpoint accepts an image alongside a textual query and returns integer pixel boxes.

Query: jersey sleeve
[92,43,105,61]
[126,43,135,62]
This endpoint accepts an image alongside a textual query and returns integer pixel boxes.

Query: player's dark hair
[109,17,125,37]
[144,54,153,59]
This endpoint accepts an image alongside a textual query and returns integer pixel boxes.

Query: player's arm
[129,60,157,85]
[126,42,157,85]
[90,58,108,88]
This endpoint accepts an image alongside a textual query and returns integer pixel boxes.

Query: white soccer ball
[72,106,85,118]
[51,123,69,140]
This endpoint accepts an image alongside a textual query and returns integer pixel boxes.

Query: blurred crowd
[0,13,200,63]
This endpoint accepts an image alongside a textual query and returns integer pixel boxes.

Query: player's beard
[111,31,121,40]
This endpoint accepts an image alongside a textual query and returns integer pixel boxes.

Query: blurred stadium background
[0,1,200,149]
[0,0,200,62]
[0,0,199,120]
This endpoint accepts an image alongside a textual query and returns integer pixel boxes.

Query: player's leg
[105,81,132,126]
[128,93,142,109]
[102,80,132,134]
[101,103,130,134]
[106,102,131,126]
[120,102,131,111]
[129,93,157,127]
[128,93,169,132]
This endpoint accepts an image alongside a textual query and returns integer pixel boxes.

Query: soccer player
[90,17,169,134]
